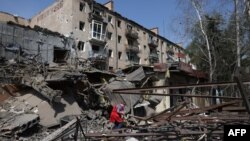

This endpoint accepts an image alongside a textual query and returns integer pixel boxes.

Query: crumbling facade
[29,0,188,71]
[0,22,75,64]
[0,12,29,26]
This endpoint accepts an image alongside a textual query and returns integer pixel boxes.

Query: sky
[0,0,234,48]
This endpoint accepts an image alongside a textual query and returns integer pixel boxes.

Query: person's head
[117,103,125,114]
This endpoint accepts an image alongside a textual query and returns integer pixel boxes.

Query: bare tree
[190,0,214,82]
[235,0,240,70]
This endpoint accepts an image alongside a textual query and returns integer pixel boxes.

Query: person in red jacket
[109,103,125,129]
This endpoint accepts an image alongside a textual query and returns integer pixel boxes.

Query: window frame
[80,2,85,12]
[91,20,103,40]
[79,21,85,31]
[118,35,122,43]
[77,41,85,51]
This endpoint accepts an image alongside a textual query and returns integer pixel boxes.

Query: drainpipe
[114,16,118,69]
[160,42,163,63]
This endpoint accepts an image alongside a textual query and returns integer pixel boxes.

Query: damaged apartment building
[0,0,207,115]
[28,0,207,107]
[28,0,189,71]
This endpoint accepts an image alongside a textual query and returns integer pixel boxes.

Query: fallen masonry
[1,57,250,141]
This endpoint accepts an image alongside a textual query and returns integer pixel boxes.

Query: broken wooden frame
[113,80,250,114]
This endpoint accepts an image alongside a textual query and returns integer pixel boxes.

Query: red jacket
[109,105,123,123]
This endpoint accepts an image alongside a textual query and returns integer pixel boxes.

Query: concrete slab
[3,90,82,127]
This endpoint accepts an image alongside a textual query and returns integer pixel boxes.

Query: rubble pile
[1,54,250,140]
[0,50,156,140]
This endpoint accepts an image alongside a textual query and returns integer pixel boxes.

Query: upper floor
[0,0,191,69]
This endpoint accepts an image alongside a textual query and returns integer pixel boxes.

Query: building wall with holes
[28,0,186,70]
[0,22,75,64]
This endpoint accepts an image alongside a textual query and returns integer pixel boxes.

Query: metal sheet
[104,81,141,113]
[126,66,145,82]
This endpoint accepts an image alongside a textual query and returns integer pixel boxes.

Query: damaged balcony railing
[148,38,158,47]
[89,11,104,21]
[149,52,159,59]
[125,28,139,39]
[90,31,106,44]
[125,44,139,53]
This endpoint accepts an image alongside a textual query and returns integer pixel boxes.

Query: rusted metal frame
[170,115,250,121]
[154,102,188,126]
[113,91,241,100]
[113,81,250,92]
[74,117,86,141]
[85,131,223,138]
[131,102,182,121]
[74,120,79,141]
[179,130,223,135]
[85,132,169,138]
[222,106,246,111]
[153,101,239,121]
[235,77,250,114]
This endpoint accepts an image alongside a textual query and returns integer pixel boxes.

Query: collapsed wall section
[0,22,75,64]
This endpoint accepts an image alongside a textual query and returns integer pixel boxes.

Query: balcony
[130,60,140,65]
[89,12,103,21]
[89,32,106,45]
[125,44,139,53]
[169,62,193,74]
[166,48,174,55]
[125,29,139,39]
[148,38,158,47]
[176,52,185,59]
[127,56,140,65]
[149,52,159,65]
[149,52,159,59]
[92,52,107,58]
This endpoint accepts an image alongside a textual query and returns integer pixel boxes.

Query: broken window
[93,9,102,16]
[92,45,100,53]
[92,20,103,40]
[108,16,112,23]
[77,41,85,51]
[118,52,122,59]
[127,39,133,45]
[143,32,146,39]
[79,21,85,31]
[80,2,85,12]
[127,24,132,30]
[53,47,69,63]
[118,35,121,43]
[109,66,114,71]
[144,45,146,50]
[149,35,153,41]
[127,52,139,63]
[108,49,113,57]
[117,20,121,28]
[107,32,112,40]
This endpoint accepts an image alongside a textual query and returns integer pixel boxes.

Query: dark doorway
[53,47,69,63]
